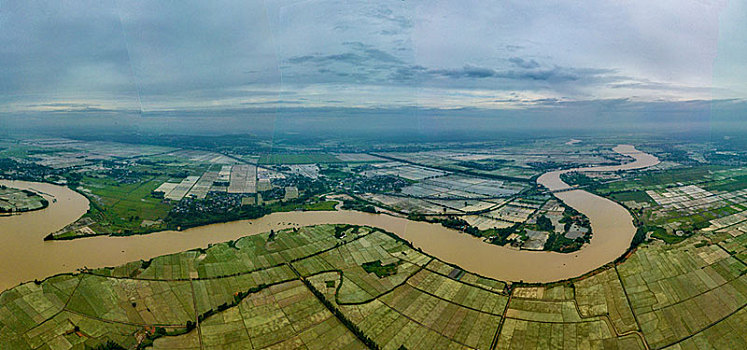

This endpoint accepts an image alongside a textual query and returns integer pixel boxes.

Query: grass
[80,175,172,234]
[302,200,338,211]
[610,190,655,204]
[702,174,747,192]
[634,167,713,186]
[265,199,338,213]
[650,229,687,244]
[320,167,350,179]
[596,166,718,194]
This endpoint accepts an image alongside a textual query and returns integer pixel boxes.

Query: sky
[0,0,745,133]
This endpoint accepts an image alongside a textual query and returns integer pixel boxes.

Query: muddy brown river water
[0,145,658,291]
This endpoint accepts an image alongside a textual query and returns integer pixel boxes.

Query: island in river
[1,145,743,350]
[0,184,49,214]
[0,145,658,290]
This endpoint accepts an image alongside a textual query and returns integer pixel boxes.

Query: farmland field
[4,221,744,349]
[0,186,48,213]
[258,154,341,164]
[579,164,747,245]
[76,176,173,235]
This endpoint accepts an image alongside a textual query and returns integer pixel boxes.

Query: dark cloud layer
[0,0,744,122]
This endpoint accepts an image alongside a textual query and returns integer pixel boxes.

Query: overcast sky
[1,0,745,115]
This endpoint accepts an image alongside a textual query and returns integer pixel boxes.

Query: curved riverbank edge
[0,145,659,291]
[0,184,52,215]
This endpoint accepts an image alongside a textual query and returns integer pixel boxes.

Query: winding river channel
[0,145,658,291]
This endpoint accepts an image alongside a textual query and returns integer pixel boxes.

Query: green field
[589,165,747,246]
[595,166,718,195]
[258,153,341,164]
[703,174,747,192]
[268,199,338,213]
[609,190,654,205]
[80,175,173,234]
[303,200,338,211]
[617,239,747,349]
[2,223,746,349]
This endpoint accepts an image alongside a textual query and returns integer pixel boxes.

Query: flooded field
[0,145,658,291]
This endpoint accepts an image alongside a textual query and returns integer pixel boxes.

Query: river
[0,145,658,291]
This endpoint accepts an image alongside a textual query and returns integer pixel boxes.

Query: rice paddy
[1,223,746,349]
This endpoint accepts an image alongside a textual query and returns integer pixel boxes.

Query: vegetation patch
[361,260,399,278]
[610,190,655,204]
[0,185,48,213]
[341,198,377,213]
[544,233,584,252]
[649,226,687,244]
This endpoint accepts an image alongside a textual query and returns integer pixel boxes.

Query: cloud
[0,0,742,114]
[431,65,497,79]
[608,81,721,94]
[240,100,303,106]
[392,63,616,86]
[501,66,615,82]
[364,5,413,31]
[286,41,403,66]
[503,45,524,52]
[508,57,540,69]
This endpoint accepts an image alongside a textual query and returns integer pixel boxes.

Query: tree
[536,215,553,231]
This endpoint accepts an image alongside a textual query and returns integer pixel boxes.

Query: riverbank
[0,145,659,290]
[0,184,51,214]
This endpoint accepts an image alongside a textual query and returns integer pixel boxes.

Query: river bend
[0,145,658,290]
